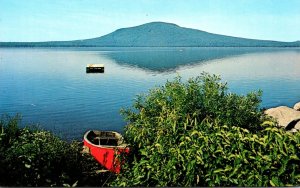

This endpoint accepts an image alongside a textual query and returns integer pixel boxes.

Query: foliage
[0,114,114,187]
[123,73,264,135]
[112,73,300,186]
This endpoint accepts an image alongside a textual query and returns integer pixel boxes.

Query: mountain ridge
[1,22,300,47]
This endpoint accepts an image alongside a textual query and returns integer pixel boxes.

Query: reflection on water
[0,47,300,140]
[105,47,296,72]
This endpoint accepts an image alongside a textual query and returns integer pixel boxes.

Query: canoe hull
[83,130,129,173]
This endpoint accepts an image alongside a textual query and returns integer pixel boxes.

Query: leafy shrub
[123,73,264,134]
[112,73,300,186]
[0,115,114,187]
[0,114,21,148]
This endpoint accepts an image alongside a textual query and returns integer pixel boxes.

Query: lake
[1,47,300,140]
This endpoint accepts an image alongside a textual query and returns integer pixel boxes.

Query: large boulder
[265,106,300,130]
[295,121,300,130]
[294,102,300,111]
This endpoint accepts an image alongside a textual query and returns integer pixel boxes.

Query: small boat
[83,130,129,173]
[86,64,104,73]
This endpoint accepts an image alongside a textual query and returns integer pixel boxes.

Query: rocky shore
[265,102,300,132]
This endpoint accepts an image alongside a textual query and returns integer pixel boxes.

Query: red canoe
[83,130,129,173]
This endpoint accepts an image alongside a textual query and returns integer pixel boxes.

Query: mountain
[1,22,300,47]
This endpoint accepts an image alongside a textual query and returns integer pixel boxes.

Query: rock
[293,102,300,111]
[288,128,298,133]
[295,121,300,130]
[265,106,300,129]
[81,145,90,154]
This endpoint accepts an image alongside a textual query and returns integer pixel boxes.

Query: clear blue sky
[1,0,300,42]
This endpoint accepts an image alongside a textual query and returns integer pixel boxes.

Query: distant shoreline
[2,22,300,48]
[1,45,300,48]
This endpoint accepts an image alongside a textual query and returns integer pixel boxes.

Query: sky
[1,0,300,42]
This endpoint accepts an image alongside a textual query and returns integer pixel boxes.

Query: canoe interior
[87,130,124,146]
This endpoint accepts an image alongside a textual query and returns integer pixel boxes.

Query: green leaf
[155,143,161,147]
[290,155,300,160]
[285,184,294,187]
[213,168,224,173]
[262,121,275,127]
[63,183,71,187]
[71,181,78,187]
[270,180,276,187]
[191,130,201,137]
[173,121,176,132]
[295,174,300,179]
[270,177,280,187]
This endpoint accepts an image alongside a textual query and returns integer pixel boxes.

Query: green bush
[0,114,114,187]
[112,73,300,186]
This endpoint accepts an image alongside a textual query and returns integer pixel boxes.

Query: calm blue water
[1,47,300,140]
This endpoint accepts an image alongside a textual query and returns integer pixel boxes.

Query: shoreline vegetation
[0,114,115,187]
[1,73,300,186]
